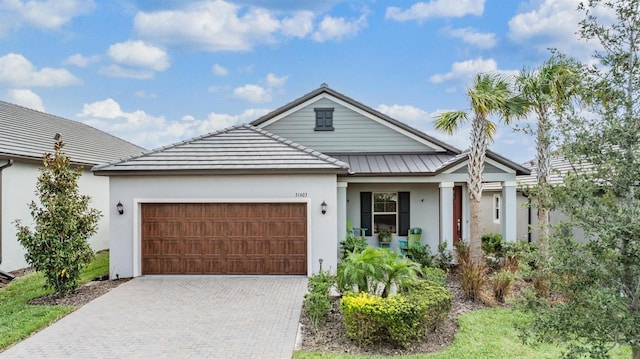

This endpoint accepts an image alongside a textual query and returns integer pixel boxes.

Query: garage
[141,202,307,275]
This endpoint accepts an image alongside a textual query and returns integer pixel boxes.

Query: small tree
[15,137,101,297]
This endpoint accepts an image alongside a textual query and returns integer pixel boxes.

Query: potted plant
[377,229,392,243]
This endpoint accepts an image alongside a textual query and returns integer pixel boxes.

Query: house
[482,156,586,243]
[0,101,145,273]
[93,85,530,278]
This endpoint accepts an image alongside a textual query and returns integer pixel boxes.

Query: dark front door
[453,186,463,246]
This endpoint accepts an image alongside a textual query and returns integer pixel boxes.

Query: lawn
[0,252,109,350]
[294,308,631,359]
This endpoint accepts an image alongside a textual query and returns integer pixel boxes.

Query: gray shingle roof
[92,124,350,175]
[484,156,580,191]
[0,100,145,165]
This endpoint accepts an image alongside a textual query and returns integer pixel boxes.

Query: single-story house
[482,156,586,243]
[93,85,530,278]
[0,101,145,274]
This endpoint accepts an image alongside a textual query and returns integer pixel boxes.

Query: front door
[453,186,463,245]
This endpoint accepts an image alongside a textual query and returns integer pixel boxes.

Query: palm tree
[516,56,579,257]
[435,73,525,262]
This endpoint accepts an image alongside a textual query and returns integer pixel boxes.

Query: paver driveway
[0,276,308,359]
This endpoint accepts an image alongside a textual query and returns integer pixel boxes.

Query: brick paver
[0,276,308,359]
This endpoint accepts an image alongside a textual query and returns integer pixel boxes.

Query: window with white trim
[493,194,501,224]
[373,192,397,233]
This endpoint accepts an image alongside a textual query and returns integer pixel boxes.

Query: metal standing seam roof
[330,153,458,175]
[0,100,145,165]
[92,124,351,174]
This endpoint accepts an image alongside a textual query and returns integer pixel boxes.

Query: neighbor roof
[92,124,351,175]
[484,156,581,191]
[250,84,460,154]
[0,101,144,166]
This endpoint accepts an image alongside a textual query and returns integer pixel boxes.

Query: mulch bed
[298,271,490,356]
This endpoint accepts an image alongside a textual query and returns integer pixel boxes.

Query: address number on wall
[295,192,308,197]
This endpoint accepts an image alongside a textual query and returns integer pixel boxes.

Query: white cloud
[108,40,169,71]
[429,57,518,84]
[63,53,100,67]
[4,89,44,111]
[0,53,80,87]
[0,0,95,34]
[265,72,288,87]
[232,84,272,103]
[377,104,433,123]
[386,0,484,22]
[312,13,367,42]
[135,90,157,98]
[77,97,271,149]
[507,0,601,57]
[133,1,282,52]
[212,64,228,76]
[99,64,154,80]
[447,27,496,49]
[281,11,314,37]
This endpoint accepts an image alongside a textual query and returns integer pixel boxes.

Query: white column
[337,182,348,261]
[502,181,517,242]
[439,182,454,251]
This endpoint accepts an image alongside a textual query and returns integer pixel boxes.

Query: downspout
[522,191,532,243]
[0,159,15,281]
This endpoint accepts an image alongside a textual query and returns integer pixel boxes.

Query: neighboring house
[0,101,145,273]
[483,156,586,243]
[94,85,530,278]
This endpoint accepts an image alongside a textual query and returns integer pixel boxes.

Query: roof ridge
[246,125,350,170]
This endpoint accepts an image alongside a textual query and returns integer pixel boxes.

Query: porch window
[493,194,501,224]
[373,192,397,233]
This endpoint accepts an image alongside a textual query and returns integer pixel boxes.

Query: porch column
[337,182,348,259]
[439,182,454,251]
[502,181,517,242]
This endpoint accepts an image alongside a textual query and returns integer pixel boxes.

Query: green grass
[0,251,109,350]
[294,308,631,359]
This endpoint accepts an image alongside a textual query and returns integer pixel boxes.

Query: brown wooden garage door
[141,203,307,275]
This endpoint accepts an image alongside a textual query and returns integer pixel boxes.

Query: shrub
[421,266,447,288]
[337,247,421,297]
[491,270,515,303]
[407,243,434,268]
[340,234,368,259]
[304,269,336,330]
[434,242,453,271]
[459,260,488,302]
[304,292,332,330]
[481,233,503,255]
[15,139,100,297]
[340,281,452,347]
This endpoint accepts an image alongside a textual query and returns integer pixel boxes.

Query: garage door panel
[141,203,307,275]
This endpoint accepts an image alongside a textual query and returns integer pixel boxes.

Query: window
[373,192,397,233]
[314,108,334,131]
[493,194,501,224]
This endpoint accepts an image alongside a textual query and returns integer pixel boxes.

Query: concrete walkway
[0,276,308,359]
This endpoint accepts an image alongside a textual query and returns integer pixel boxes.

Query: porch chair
[401,228,422,258]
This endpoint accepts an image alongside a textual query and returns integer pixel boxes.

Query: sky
[0,0,600,163]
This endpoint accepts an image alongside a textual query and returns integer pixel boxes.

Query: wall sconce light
[321,201,327,215]
[116,201,124,215]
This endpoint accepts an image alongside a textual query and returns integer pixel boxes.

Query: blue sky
[0,0,596,163]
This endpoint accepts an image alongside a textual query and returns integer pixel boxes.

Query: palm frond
[434,111,468,134]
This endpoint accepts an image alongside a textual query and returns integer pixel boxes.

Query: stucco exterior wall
[108,174,338,279]
[345,183,441,253]
[1,160,110,272]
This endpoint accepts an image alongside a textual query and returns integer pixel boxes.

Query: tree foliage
[521,1,640,358]
[435,73,526,262]
[15,138,101,297]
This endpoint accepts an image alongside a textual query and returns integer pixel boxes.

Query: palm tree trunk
[468,115,488,262]
[536,105,551,257]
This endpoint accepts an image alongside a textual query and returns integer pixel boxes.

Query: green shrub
[481,233,503,255]
[308,269,335,295]
[340,281,452,348]
[491,270,515,303]
[304,292,332,330]
[337,247,421,297]
[340,235,368,259]
[434,242,453,271]
[407,243,434,268]
[421,266,447,287]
